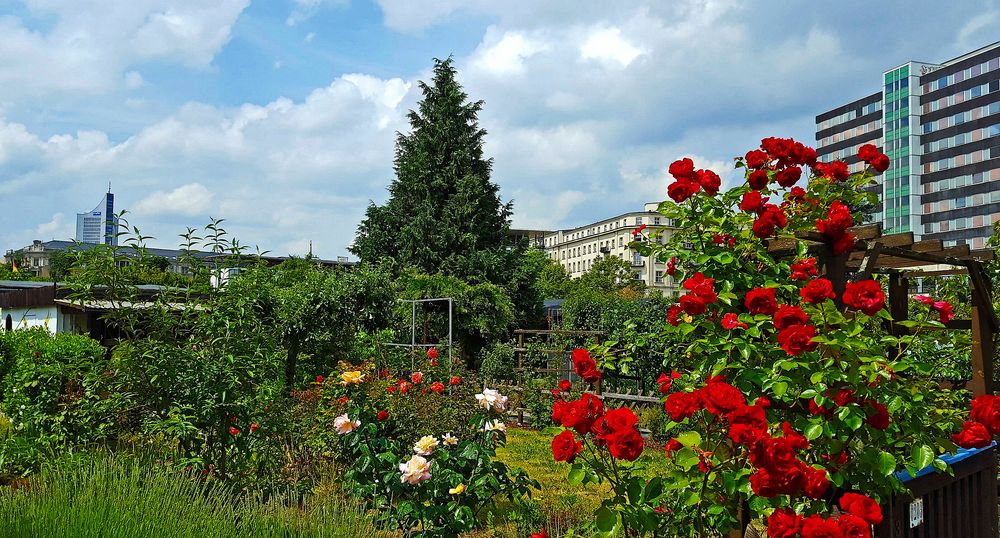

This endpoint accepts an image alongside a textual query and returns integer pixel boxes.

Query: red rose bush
[549,138,981,536]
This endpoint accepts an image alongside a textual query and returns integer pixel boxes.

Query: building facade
[542,203,678,295]
[816,41,1000,249]
[76,191,117,246]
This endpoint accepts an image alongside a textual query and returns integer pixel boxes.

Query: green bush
[480,342,516,381]
[0,329,124,474]
[0,451,385,537]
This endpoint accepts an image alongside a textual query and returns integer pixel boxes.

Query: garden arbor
[765,222,998,537]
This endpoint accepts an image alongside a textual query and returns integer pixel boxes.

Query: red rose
[970,394,1000,434]
[777,324,818,356]
[870,153,890,173]
[603,407,639,433]
[572,348,602,383]
[767,508,802,538]
[316,375,325,384]
[668,157,695,179]
[703,380,746,415]
[865,401,890,430]
[752,204,787,238]
[721,312,748,330]
[837,514,871,538]
[230,426,239,436]
[450,375,461,386]
[666,256,677,275]
[377,410,389,421]
[843,280,885,316]
[682,272,717,303]
[338,396,349,405]
[740,190,768,213]
[793,144,818,166]
[667,305,682,326]
[426,347,438,360]
[803,465,830,499]
[801,514,844,538]
[839,493,883,525]
[387,385,397,393]
[560,393,604,434]
[801,278,836,304]
[773,305,809,331]
[761,137,793,159]
[788,186,806,201]
[858,144,879,162]
[551,429,582,463]
[250,422,260,433]
[668,179,700,203]
[933,301,954,323]
[790,258,818,280]
[775,166,802,187]
[430,381,445,394]
[398,380,411,394]
[665,438,683,457]
[833,389,856,407]
[656,372,674,394]
[680,293,707,315]
[697,169,722,195]
[818,160,850,182]
[818,201,853,234]
[748,169,770,190]
[410,371,424,384]
[745,149,769,169]
[559,379,572,392]
[664,390,702,422]
[750,435,799,471]
[531,529,548,538]
[727,403,768,446]
[745,287,779,315]
[607,428,644,461]
[953,421,992,448]
[750,465,804,497]
[831,231,856,254]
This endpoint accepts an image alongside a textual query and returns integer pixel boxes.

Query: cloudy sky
[0,0,997,258]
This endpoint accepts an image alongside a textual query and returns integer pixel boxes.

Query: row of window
[922,124,1000,153]
[924,191,1000,213]
[923,212,1000,235]
[922,168,1000,194]
[921,56,1000,94]
[817,119,882,146]
[922,148,995,173]
[546,216,672,246]
[817,101,882,131]
[921,82,992,114]
[922,101,1000,134]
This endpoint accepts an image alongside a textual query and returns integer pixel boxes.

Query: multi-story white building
[542,202,678,295]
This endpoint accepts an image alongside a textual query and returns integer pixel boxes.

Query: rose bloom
[483,420,507,432]
[858,143,879,162]
[748,169,769,190]
[572,348,602,383]
[476,388,509,412]
[426,347,438,360]
[839,492,883,525]
[442,433,459,446]
[777,324,818,356]
[970,394,1000,434]
[870,153,890,173]
[800,278,836,304]
[249,422,260,433]
[803,466,830,499]
[680,293,707,316]
[745,149,769,169]
[607,428,644,461]
[721,312,748,330]
[773,305,809,331]
[668,157,695,179]
[410,371,424,384]
[774,166,802,187]
[413,435,440,456]
[315,375,325,384]
[800,514,843,538]
[668,179,700,203]
[449,375,461,386]
[340,371,364,385]
[745,287,779,315]
[767,508,802,538]
[790,258,818,280]
[664,390,702,422]
[377,410,389,421]
[953,421,992,448]
[558,379,572,391]
[430,381,446,394]
[837,514,871,538]
[333,413,360,435]
[230,426,239,436]
[697,169,721,195]
[667,305,682,326]
[843,280,885,316]
[739,190,768,213]
[551,429,582,463]
[398,455,431,485]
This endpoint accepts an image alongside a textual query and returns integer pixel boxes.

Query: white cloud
[470,28,548,76]
[580,27,643,67]
[35,213,70,239]
[0,1,248,100]
[134,184,214,216]
[124,71,145,89]
[286,0,349,26]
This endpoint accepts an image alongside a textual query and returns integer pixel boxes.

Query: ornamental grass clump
[545,139,989,537]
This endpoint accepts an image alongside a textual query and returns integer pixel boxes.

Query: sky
[0,0,997,259]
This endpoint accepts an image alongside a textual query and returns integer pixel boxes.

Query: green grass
[484,427,672,537]
[0,452,385,538]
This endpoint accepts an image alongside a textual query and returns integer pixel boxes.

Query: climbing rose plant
[550,140,989,537]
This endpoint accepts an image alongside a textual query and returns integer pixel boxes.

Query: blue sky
[0,0,997,258]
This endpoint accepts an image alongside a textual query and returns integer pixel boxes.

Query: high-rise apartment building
[542,203,678,295]
[75,191,117,246]
[816,42,1000,249]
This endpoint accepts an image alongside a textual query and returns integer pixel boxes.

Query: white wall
[2,306,59,334]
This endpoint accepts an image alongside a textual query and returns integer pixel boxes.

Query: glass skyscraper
[816,41,1000,250]
[75,191,117,246]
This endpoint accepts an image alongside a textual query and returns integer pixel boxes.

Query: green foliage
[0,329,124,474]
[575,256,647,296]
[480,342,517,381]
[0,451,386,537]
[535,254,576,299]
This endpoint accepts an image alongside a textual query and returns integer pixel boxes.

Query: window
[633,252,642,266]
[654,217,661,225]
[635,216,643,225]
[655,271,663,284]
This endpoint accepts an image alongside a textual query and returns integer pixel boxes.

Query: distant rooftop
[16,240,354,267]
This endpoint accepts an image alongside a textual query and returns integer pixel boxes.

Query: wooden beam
[970,306,995,397]
[856,242,883,280]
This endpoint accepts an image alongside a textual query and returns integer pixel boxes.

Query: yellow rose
[340,371,365,385]
[449,483,466,495]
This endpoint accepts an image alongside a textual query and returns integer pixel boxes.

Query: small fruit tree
[547,138,998,537]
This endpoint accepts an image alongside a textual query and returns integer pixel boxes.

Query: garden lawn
[479,426,672,537]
